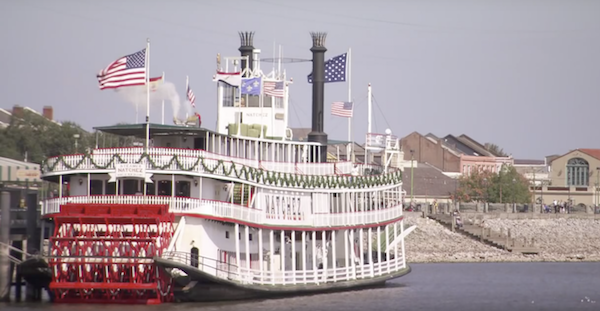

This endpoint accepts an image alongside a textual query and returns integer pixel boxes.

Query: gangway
[0,241,37,264]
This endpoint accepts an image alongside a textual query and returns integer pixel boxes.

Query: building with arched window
[542,149,600,207]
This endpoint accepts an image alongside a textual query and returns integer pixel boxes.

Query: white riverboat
[37,32,413,304]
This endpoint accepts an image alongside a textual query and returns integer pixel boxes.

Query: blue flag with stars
[241,77,262,95]
[307,53,347,84]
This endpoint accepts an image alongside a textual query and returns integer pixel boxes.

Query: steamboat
[33,32,414,304]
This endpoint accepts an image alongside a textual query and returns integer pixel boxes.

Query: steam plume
[115,81,191,122]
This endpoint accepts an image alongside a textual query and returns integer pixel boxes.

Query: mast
[145,38,151,152]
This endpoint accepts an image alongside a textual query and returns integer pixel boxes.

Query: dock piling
[0,191,11,302]
[26,192,42,302]
[10,240,23,302]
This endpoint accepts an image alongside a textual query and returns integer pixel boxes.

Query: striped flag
[97,49,146,90]
[331,101,353,118]
[187,84,196,107]
[213,71,241,87]
[263,81,284,98]
[149,76,163,92]
[114,76,163,94]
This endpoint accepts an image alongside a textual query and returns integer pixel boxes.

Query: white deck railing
[161,250,407,286]
[42,147,393,178]
[42,196,404,228]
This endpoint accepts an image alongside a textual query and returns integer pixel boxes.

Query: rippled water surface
[2,262,599,311]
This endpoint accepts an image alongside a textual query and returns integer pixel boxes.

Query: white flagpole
[186,75,190,121]
[272,41,276,77]
[278,45,282,79]
[347,48,353,162]
[161,71,165,125]
[145,39,151,152]
[366,83,372,164]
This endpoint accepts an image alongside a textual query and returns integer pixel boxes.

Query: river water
[1,262,598,311]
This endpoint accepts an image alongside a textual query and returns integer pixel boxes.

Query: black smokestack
[307,32,328,163]
[238,31,255,76]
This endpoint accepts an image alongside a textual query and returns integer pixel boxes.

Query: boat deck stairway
[231,184,251,206]
[427,213,539,254]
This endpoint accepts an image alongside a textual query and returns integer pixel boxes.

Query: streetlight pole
[512,178,516,210]
[410,149,414,205]
[540,180,544,206]
[594,167,600,206]
[532,167,536,210]
[73,133,80,153]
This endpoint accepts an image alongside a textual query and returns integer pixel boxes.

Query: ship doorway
[176,181,191,197]
[194,137,206,150]
[190,247,199,268]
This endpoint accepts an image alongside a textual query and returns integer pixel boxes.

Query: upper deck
[41,123,402,191]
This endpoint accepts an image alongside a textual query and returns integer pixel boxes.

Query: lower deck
[164,217,409,286]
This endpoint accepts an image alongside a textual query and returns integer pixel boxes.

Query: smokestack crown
[238,31,255,74]
[310,32,327,48]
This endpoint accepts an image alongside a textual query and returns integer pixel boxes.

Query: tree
[455,165,531,203]
[484,142,509,157]
[0,111,138,164]
[454,169,495,203]
[486,165,531,204]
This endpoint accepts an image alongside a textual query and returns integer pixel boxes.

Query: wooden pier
[427,213,539,254]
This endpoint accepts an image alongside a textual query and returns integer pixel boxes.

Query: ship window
[176,181,191,197]
[245,94,272,108]
[90,180,103,195]
[105,181,116,195]
[221,82,238,107]
[274,96,283,109]
[121,179,139,195]
[225,231,230,239]
[145,183,155,195]
[157,180,172,196]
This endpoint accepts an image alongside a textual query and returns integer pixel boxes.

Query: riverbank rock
[402,213,600,263]
[481,218,600,262]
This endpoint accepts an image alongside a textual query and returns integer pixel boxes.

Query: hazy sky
[2,0,599,159]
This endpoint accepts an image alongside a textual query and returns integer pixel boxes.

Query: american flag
[263,81,284,97]
[187,84,196,108]
[97,49,146,90]
[307,53,347,83]
[331,101,353,118]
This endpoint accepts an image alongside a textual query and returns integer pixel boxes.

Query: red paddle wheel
[48,203,175,304]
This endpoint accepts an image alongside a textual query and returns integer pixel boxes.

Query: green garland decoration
[42,153,403,189]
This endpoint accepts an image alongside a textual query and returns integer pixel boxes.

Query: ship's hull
[156,256,411,302]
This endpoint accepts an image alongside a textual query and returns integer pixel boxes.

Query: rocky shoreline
[402,212,600,263]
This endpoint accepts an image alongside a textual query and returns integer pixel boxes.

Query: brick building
[400,132,514,175]
[0,105,58,128]
[400,132,461,173]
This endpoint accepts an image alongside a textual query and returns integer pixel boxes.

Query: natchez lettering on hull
[261,191,311,220]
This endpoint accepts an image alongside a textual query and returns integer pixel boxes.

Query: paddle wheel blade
[48,204,174,304]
